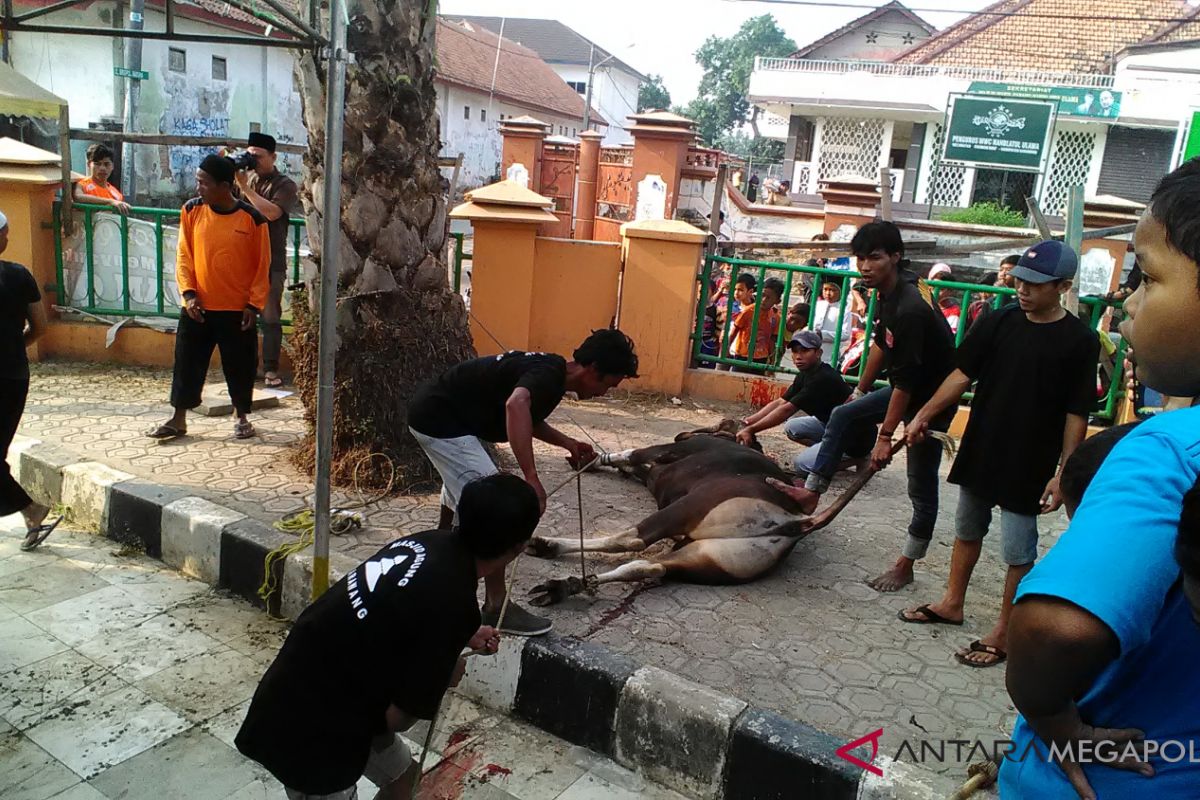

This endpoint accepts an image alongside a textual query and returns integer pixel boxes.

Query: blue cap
[1010,240,1078,284]
[789,330,823,350]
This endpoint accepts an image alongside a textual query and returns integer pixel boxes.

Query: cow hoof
[529,576,586,606]
[526,536,560,558]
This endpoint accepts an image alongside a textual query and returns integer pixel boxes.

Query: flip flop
[21,515,63,551]
[955,640,1007,668]
[898,604,964,626]
[263,376,284,389]
[146,423,186,440]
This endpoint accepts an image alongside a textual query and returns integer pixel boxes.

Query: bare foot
[868,560,914,592]
[765,477,819,514]
[21,502,49,531]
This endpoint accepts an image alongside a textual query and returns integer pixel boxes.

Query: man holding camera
[234,132,297,389]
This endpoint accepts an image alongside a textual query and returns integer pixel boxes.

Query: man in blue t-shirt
[1001,159,1200,797]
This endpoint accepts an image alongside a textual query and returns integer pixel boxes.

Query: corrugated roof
[450,16,648,82]
[792,1,935,58]
[896,0,1200,73]
[437,19,607,126]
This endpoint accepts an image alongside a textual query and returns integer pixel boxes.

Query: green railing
[693,254,1128,421]
[450,231,471,294]
[53,200,306,322]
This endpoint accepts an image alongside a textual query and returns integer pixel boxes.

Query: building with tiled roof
[791,1,935,61]
[436,18,608,189]
[749,0,1200,217]
[449,16,647,147]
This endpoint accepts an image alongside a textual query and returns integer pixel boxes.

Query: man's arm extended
[235,172,284,221]
[505,388,545,510]
[906,369,971,445]
[741,399,799,436]
[744,397,789,427]
[1006,597,1150,799]
[1042,413,1088,512]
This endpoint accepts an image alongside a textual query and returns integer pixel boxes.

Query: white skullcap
[0,210,8,229]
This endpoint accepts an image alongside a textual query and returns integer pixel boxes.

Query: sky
[440,0,998,105]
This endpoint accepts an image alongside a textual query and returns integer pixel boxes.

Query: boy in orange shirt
[728,275,783,370]
[147,155,270,440]
[73,144,131,214]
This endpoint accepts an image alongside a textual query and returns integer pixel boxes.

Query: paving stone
[614,666,747,798]
[161,496,246,584]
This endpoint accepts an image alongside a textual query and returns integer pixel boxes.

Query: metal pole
[121,0,144,200]
[1063,184,1084,317]
[582,44,595,133]
[312,0,348,600]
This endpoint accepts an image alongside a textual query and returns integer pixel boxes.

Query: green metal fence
[693,254,1128,421]
[53,200,306,323]
[450,231,471,294]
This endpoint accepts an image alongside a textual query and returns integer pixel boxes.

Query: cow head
[674,418,763,452]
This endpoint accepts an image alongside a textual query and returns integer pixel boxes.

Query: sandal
[21,515,63,551]
[955,640,1007,668]
[146,423,187,440]
[234,420,256,439]
[264,375,284,389]
[898,604,964,626]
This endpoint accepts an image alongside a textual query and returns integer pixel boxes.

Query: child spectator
[812,279,853,365]
[1001,160,1200,798]
[73,144,130,215]
[727,275,783,370]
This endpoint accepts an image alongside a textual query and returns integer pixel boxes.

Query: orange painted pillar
[448,180,559,356]
[818,176,883,236]
[499,116,549,190]
[617,219,707,395]
[628,111,696,218]
[0,142,69,363]
[575,130,603,240]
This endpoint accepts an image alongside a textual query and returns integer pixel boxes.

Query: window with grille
[1041,128,1098,216]
[212,56,227,81]
[921,122,968,208]
[169,48,186,73]
[817,117,886,182]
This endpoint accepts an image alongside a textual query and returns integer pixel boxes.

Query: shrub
[940,202,1028,228]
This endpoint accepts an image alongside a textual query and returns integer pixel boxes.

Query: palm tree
[292,0,474,487]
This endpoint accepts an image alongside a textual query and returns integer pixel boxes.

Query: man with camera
[233,132,297,389]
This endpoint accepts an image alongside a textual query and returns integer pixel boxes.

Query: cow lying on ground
[527,419,889,605]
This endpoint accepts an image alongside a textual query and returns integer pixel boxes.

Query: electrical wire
[723,0,1200,24]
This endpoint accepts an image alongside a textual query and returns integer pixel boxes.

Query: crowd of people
[4,123,1200,798]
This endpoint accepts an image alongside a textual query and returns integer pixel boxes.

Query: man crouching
[235,473,539,799]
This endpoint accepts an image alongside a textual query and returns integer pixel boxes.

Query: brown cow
[527,420,887,605]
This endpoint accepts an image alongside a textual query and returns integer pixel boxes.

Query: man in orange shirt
[147,154,270,440]
[73,144,131,214]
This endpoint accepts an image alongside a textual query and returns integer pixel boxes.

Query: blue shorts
[954,485,1039,566]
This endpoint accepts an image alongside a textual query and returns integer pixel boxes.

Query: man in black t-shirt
[236,474,539,800]
[769,222,957,592]
[736,330,874,474]
[900,241,1099,668]
[408,329,638,636]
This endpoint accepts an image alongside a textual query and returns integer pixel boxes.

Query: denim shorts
[954,485,1039,566]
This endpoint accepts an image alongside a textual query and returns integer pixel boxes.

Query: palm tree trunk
[292,0,475,488]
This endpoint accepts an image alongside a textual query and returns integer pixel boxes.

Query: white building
[436,18,608,190]
[8,0,305,201]
[750,0,1200,215]
[450,16,646,147]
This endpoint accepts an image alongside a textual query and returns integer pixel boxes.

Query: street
[0,515,692,800]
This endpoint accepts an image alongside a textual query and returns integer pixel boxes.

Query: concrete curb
[6,441,976,800]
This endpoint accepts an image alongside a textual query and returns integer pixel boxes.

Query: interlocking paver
[17,361,1061,777]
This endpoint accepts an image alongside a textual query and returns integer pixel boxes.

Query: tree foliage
[714,130,785,163]
[686,15,796,145]
[637,74,671,112]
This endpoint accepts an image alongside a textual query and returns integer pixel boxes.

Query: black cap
[247,132,276,152]
[199,154,236,184]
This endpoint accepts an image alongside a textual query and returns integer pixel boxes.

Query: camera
[232,150,258,170]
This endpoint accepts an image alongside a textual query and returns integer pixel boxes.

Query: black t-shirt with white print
[782,362,851,424]
[235,531,480,795]
[872,270,956,415]
[408,351,568,442]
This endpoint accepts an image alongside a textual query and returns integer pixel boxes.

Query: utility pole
[121,0,145,199]
[312,0,349,600]
[583,47,617,134]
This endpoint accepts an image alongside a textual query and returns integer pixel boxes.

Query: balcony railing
[753,57,1117,90]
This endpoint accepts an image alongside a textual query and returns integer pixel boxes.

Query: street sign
[942,95,1056,172]
[968,81,1122,120]
[1183,110,1200,163]
[114,67,149,81]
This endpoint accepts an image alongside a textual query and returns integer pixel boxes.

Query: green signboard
[114,67,149,81]
[968,82,1121,119]
[942,95,1056,172]
[1184,110,1200,162]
